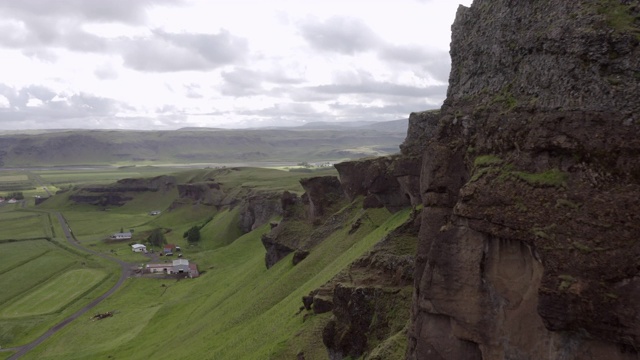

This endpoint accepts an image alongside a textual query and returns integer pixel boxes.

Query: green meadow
[0,165,408,359]
[1,269,107,318]
[22,207,409,360]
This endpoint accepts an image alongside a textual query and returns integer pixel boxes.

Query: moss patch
[511,169,568,187]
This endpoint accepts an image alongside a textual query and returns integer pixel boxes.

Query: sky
[0,0,473,130]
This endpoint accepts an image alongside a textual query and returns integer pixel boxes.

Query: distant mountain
[290,119,408,133]
[0,126,405,167]
[356,119,408,133]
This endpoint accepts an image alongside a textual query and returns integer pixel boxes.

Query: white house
[131,244,147,253]
[110,232,132,240]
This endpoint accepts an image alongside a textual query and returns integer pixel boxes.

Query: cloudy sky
[0,0,472,130]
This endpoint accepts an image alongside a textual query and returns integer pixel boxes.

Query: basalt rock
[408,1,640,359]
[176,182,225,206]
[299,176,345,220]
[69,175,176,206]
[261,233,296,269]
[69,193,133,207]
[323,284,412,360]
[261,177,352,268]
[399,110,440,158]
[238,194,283,233]
[335,156,421,213]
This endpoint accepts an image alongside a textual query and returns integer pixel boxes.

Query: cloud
[0,17,108,53]
[299,16,381,54]
[0,84,126,125]
[220,68,264,96]
[94,63,119,80]
[0,0,182,24]
[184,84,203,99]
[219,66,304,97]
[328,99,438,119]
[120,30,248,72]
[306,70,447,98]
[379,45,437,64]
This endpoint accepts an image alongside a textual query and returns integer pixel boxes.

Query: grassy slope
[23,205,410,359]
[1,166,406,359]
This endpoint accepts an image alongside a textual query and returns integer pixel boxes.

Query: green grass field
[22,205,409,359]
[0,249,78,306]
[0,269,107,318]
[0,240,57,274]
[0,175,29,182]
[0,165,410,359]
[0,206,119,349]
[0,212,50,240]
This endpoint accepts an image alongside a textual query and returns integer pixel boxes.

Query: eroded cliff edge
[408,1,640,359]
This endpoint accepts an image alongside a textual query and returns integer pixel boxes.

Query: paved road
[3,213,135,359]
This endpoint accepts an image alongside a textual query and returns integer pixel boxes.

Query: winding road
[3,213,136,359]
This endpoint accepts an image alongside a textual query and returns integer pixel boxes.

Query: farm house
[110,232,132,240]
[131,244,147,253]
[144,259,199,278]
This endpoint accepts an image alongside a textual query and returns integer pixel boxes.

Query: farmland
[0,164,411,359]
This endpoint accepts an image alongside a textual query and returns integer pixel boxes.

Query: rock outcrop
[335,156,421,213]
[261,182,351,269]
[238,194,282,233]
[176,182,225,206]
[399,110,439,157]
[69,175,176,206]
[408,1,640,359]
[300,176,345,220]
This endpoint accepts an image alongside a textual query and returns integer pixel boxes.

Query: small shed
[163,244,176,255]
[189,263,199,278]
[131,244,147,253]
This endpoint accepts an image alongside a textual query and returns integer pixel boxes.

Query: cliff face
[408,1,640,359]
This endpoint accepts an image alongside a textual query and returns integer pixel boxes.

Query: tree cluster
[147,228,167,247]
[5,191,24,200]
[183,226,201,243]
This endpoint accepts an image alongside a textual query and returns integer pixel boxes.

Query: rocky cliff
[407,1,640,359]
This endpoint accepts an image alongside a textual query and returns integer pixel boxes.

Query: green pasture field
[0,174,29,182]
[1,269,107,318]
[0,171,35,193]
[0,211,50,240]
[0,249,78,305]
[37,171,145,187]
[0,240,57,274]
[33,166,187,187]
[218,166,338,194]
[20,278,181,359]
[0,234,119,348]
[24,206,410,360]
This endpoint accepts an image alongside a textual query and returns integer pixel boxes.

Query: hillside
[0,125,406,168]
[0,163,422,359]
